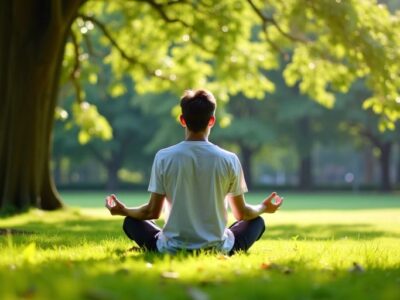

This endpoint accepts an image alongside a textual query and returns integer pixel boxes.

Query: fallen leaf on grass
[161,271,180,279]
[115,267,130,275]
[260,262,280,270]
[349,262,365,273]
[282,267,294,275]
[260,262,293,274]
[217,255,230,260]
[187,287,209,300]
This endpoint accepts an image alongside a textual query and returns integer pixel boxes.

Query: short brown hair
[180,89,216,132]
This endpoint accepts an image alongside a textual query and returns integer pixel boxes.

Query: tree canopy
[68,0,400,138]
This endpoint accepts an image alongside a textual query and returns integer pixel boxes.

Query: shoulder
[213,144,238,158]
[154,142,184,160]
[211,144,241,165]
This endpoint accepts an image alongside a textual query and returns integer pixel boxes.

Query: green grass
[61,190,400,209]
[1,192,400,299]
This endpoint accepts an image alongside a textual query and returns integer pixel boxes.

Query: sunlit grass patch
[1,205,400,299]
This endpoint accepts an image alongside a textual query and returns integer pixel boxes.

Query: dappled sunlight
[1,208,400,299]
[0,208,115,227]
[1,240,399,299]
[265,210,400,236]
[265,223,400,240]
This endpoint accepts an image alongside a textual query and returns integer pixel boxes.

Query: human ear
[208,115,216,127]
[179,115,187,127]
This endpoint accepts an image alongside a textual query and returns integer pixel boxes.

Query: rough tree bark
[0,0,83,211]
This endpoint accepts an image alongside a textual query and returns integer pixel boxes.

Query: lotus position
[105,89,283,255]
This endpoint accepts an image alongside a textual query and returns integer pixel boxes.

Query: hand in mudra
[105,194,126,216]
[261,192,283,213]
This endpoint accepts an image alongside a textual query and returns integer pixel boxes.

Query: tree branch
[138,0,215,53]
[148,0,190,27]
[360,128,382,148]
[247,0,308,43]
[165,0,190,6]
[77,14,139,65]
[132,0,190,27]
[78,13,176,81]
[265,33,288,60]
[82,33,99,58]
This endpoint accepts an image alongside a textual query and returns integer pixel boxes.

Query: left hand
[261,192,283,214]
[105,194,127,216]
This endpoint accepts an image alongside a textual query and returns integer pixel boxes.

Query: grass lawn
[0,192,399,299]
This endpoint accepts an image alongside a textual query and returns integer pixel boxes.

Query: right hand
[261,192,283,213]
[105,194,127,216]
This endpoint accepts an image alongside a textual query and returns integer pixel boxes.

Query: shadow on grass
[265,223,400,240]
[2,216,398,251]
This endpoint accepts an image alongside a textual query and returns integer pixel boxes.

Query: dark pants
[122,216,265,255]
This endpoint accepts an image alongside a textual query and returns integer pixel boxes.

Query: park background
[52,11,400,195]
[1,0,400,299]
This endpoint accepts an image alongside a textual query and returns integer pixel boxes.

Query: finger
[106,196,114,207]
[111,194,122,205]
[262,192,277,205]
[274,196,283,206]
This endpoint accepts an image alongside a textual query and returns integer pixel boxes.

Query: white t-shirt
[148,141,248,253]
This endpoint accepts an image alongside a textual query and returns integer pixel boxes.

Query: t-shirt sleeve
[227,154,248,196]
[147,153,165,194]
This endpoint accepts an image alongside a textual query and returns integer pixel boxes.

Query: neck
[185,128,209,141]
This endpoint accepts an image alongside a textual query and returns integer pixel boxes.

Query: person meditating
[105,89,283,255]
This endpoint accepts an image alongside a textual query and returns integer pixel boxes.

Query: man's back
[148,141,247,252]
[107,89,281,255]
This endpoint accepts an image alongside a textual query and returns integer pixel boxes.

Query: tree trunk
[0,1,82,212]
[299,156,312,190]
[363,146,375,185]
[240,144,254,189]
[379,142,392,192]
[296,117,313,190]
[106,158,122,192]
[397,154,400,185]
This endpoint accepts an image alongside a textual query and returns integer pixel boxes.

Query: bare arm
[228,192,283,221]
[105,193,165,220]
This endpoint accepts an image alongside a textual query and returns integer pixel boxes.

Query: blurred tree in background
[1,0,400,212]
[334,81,400,191]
